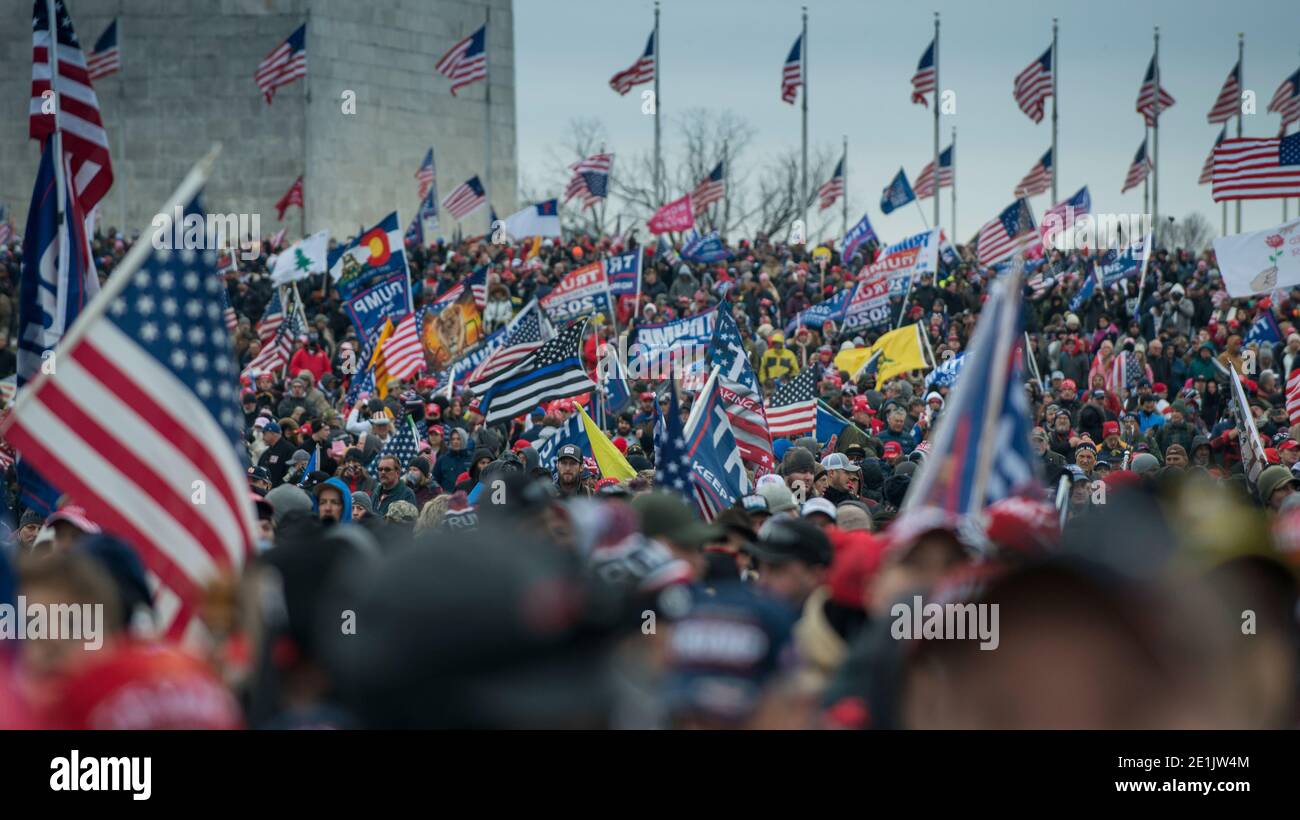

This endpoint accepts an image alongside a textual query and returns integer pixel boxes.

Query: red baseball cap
[1279,439,1299,452]
[1060,379,1077,392]
[983,497,1059,555]
[1102,421,1120,437]
[1265,448,1281,464]
[512,439,532,452]
[852,396,874,414]
[882,441,903,458]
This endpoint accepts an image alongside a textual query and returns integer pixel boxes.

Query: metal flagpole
[933,12,940,229]
[1236,33,1243,233]
[484,6,492,224]
[722,139,730,238]
[116,12,126,234]
[653,1,661,207]
[950,125,957,240]
[45,0,67,235]
[842,135,848,240]
[1152,27,1160,245]
[801,6,808,235]
[913,197,930,230]
[1051,18,1058,205]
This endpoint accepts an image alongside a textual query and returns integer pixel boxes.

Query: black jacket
[258,437,298,486]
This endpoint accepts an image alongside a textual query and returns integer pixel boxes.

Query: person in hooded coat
[312,477,353,525]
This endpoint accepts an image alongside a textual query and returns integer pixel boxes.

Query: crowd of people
[0,217,1299,730]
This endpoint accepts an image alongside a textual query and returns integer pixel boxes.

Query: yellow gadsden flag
[369,319,396,399]
[832,324,932,384]
[577,404,638,480]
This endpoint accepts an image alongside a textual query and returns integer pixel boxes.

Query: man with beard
[818,453,860,505]
[554,444,589,498]
[256,421,297,486]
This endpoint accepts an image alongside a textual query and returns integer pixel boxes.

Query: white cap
[801,497,838,521]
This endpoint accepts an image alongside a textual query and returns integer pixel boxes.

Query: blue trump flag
[16,139,98,515]
[880,169,916,215]
[684,370,751,520]
[842,212,878,263]
[681,230,731,264]
[786,287,851,334]
[816,402,848,444]
[903,258,1038,516]
[1245,311,1281,347]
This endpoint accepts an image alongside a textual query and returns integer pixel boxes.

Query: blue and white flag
[903,260,1038,516]
[1068,269,1098,313]
[880,168,916,215]
[630,307,718,389]
[604,251,642,297]
[787,287,851,334]
[1245,311,1282,347]
[503,199,561,239]
[534,411,587,472]
[16,139,99,515]
[816,402,848,444]
[683,369,751,520]
[924,352,967,390]
[842,212,878,263]
[1095,232,1151,289]
[345,273,412,342]
[681,230,731,264]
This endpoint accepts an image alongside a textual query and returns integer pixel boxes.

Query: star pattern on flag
[769,366,817,410]
[368,416,420,473]
[108,245,243,453]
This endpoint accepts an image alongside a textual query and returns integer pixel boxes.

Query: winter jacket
[431,447,472,492]
[311,477,353,523]
[372,479,417,517]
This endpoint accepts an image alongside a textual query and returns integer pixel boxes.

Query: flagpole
[684,365,721,433]
[653,1,662,207]
[722,138,730,238]
[933,12,940,230]
[45,0,67,235]
[116,14,126,235]
[1152,27,1160,246]
[302,7,311,242]
[950,125,957,240]
[1143,128,1149,216]
[484,6,493,225]
[801,5,808,236]
[1051,18,1058,205]
[912,198,930,230]
[841,135,848,240]
[1236,33,1243,233]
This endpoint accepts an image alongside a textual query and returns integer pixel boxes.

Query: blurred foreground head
[321,519,628,728]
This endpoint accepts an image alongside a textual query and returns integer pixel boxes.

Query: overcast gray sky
[514,0,1299,243]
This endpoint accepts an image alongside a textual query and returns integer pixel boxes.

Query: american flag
[654,384,700,512]
[435,24,487,97]
[709,309,774,473]
[254,23,306,104]
[1033,186,1090,255]
[1014,148,1053,197]
[781,33,803,104]
[692,161,725,214]
[1122,138,1152,194]
[914,144,954,199]
[0,207,11,246]
[1287,368,1300,425]
[31,0,114,217]
[86,18,119,80]
[415,148,436,200]
[1267,68,1300,132]
[468,300,550,391]
[1212,134,1300,201]
[1207,61,1241,124]
[380,312,425,381]
[1,193,257,640]
[478,320,595,424]
[911,39,937,106]
[368,416,421,473]
[255,288,285,346]
[431,266,488,311]
[1013,46,1053,123]
[244,291,306,379]
[765,367,817,438]
[976,198,1036,268]
[219,280,237,335]
[1135,54,1175,127]
[818,157,845,211]
[1200,126,1226,185]
[1109,349,1143,395]
[275,175,303,221]
[564,153,613,210]
[610,30,656,95]
[442,175,487,220]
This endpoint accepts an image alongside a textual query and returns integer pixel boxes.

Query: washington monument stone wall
[0,0,516,242]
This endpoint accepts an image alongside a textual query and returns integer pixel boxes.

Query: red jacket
[290,347,331,383]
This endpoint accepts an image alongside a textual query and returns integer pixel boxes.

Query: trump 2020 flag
[270,229,329,286]
[842,212,878,263]
[328,212,409,301]
[684,368,752,520]
[903,257,1037,516]
[503,199,561,239]
[881,169,916,215]
[1,160,257,640]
